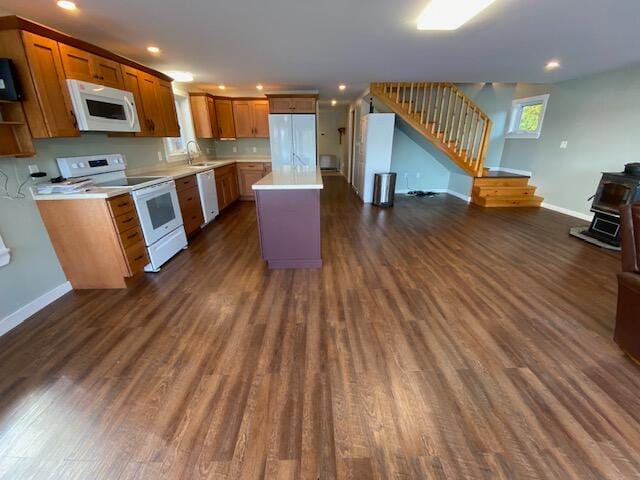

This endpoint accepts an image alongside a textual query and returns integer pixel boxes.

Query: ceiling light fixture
[166,71,194,82]
[218,85,226,90]
[545,60,561,70]
[339,84,346,91]
[256,84,264,91]
[417,0,496,30]
[331,99,337,106]
[146,46,160,54]
[57,0,77,10]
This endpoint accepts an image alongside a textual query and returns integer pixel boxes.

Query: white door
[292,114,316,167]
[268,114,293,168]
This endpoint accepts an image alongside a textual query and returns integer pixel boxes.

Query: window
[164,90,197,162]
[506,94,550,139]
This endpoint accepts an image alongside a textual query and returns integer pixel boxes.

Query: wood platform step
[473,176,530,187]
[473,185,537,197]
[472,195,544,207]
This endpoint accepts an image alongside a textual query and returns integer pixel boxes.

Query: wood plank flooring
[0,175,637,479]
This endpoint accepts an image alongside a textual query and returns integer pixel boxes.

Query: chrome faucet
[186,140,201,166]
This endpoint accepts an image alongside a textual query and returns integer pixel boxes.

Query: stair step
[473,186,537,197]
[473,177,530,187]
[472,195,544,208]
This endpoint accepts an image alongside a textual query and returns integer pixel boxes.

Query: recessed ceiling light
[331,99,337,106]
[218,85,226,90]
[57,0,77,10]
[417,0,497,30]
[545,60,561,70]
[166,71,194,82]
[146,46,160,54]
[256,84,264,91]
[339,84,346,91]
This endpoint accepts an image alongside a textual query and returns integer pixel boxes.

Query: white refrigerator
[268,114,316,168]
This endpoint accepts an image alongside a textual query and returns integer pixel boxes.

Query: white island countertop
[252,167,324,191]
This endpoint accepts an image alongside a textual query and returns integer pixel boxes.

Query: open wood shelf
[0,101,35,158]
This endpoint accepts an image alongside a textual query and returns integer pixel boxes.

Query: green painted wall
[501,63,640,216]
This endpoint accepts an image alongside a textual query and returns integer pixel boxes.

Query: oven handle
[124,96,136,129]
[132,180,176,199]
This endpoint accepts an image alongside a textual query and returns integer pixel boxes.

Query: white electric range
[57,154,188,272]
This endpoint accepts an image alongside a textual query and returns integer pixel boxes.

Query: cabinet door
[121,65,152,136]
[291,97,316,113]
[207,96,219,139]
[215,99,236,138]
[263,163,272,175]
[92,55,124,89]
[178,186,204,236]
[157,79,180,137]
[229,167,239,202]
[269,98,292,114]
[139,73,165,136]
[190,95,211,138]
[59,43,94,82]
[251,101,270,138]
[239,166,264,199]
[21,32,79,138]
[232,100,253,138]
[215,174,226,210]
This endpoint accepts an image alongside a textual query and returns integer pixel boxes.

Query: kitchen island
[252,167,323,269]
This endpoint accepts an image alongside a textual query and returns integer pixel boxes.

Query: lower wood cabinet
[214,164,240,211]
[237,162,273,201]
[36,193,148,289]
[175,174,204,237]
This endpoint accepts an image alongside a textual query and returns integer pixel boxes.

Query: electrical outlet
[560,140,568,149]
[28,165,39,174]
[252,147,257,153]
[206,148,213,154]
[404,173,409,178]
[232,146,237,153]
[416,172,421,179]
[157,151,164,162]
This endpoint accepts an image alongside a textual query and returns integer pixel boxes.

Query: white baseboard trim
[396,188,470,202]
[541,202,593,222]
[486,166,533,177]
[0,281,72,337]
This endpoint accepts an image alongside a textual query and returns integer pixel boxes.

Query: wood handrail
[370,82,492,177]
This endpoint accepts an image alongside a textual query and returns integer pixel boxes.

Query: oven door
[132,181,184,246]
[67,79,141,133]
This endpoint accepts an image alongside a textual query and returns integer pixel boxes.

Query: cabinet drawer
[214,164,236,177]
[119,224,144,249]
[107,194,134,217]
[114,210,140,233]
[124,241,149,275]
[176,175,197,192]
[177,186,200,208]
[238,162,264,171]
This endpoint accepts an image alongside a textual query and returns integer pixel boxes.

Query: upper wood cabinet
[215,99,236,139]
[267,96,316,114]
[59,43,124,89]
[18,31,79,138]
[121,65,152,136]
[233,100,269,138]
[189,94,219,139]
[157,79,180,138]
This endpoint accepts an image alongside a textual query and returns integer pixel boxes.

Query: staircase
[370,82,543,208]
[473,169,543,207]
[371,82,492,177]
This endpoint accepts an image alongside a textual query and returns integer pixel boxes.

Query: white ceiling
[1,0,639,102]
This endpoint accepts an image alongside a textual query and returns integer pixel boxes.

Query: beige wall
[318,106,348,172]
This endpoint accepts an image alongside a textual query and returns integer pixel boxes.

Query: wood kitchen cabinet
[233,100,269,138]
[267,95,317,114]
[175,174,204,237]
[214,99,236,138]
[36,194,148,289]
[157,79,181,137]
[0,30,80,138]
[214,163,240,211]
[189,94,219,139]
[238,162,272,200]
[59,43,124,89]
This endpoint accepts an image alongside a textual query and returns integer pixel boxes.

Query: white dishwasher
[196,169,219,225]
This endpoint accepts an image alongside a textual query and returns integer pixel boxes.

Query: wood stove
[586,164,640,246]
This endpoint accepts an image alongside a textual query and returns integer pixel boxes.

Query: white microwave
[67,79,141,133]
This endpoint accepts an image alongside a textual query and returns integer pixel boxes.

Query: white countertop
[33,157,272,200]
[252,167,324,190]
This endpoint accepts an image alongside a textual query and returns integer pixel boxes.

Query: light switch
[560,141,568,149]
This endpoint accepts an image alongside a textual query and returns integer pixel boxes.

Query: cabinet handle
[134,255,144,261]
[93,74,100,79]
[70,110,78,129]
[149,119,155,131]
[187,197,193,201]
[122,218,133,224]
[117,202,128,207]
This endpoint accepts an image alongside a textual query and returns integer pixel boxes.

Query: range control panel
[56,154,127,179]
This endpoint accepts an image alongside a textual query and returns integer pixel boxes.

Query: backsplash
[212,138,271,158]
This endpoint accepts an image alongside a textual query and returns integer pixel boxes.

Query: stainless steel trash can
[372,172,397,207]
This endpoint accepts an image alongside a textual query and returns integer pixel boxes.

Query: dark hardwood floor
[0,175,637,479]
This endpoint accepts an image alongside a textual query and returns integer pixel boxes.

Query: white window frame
[506,94,550,139]
[163,87,198,162]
